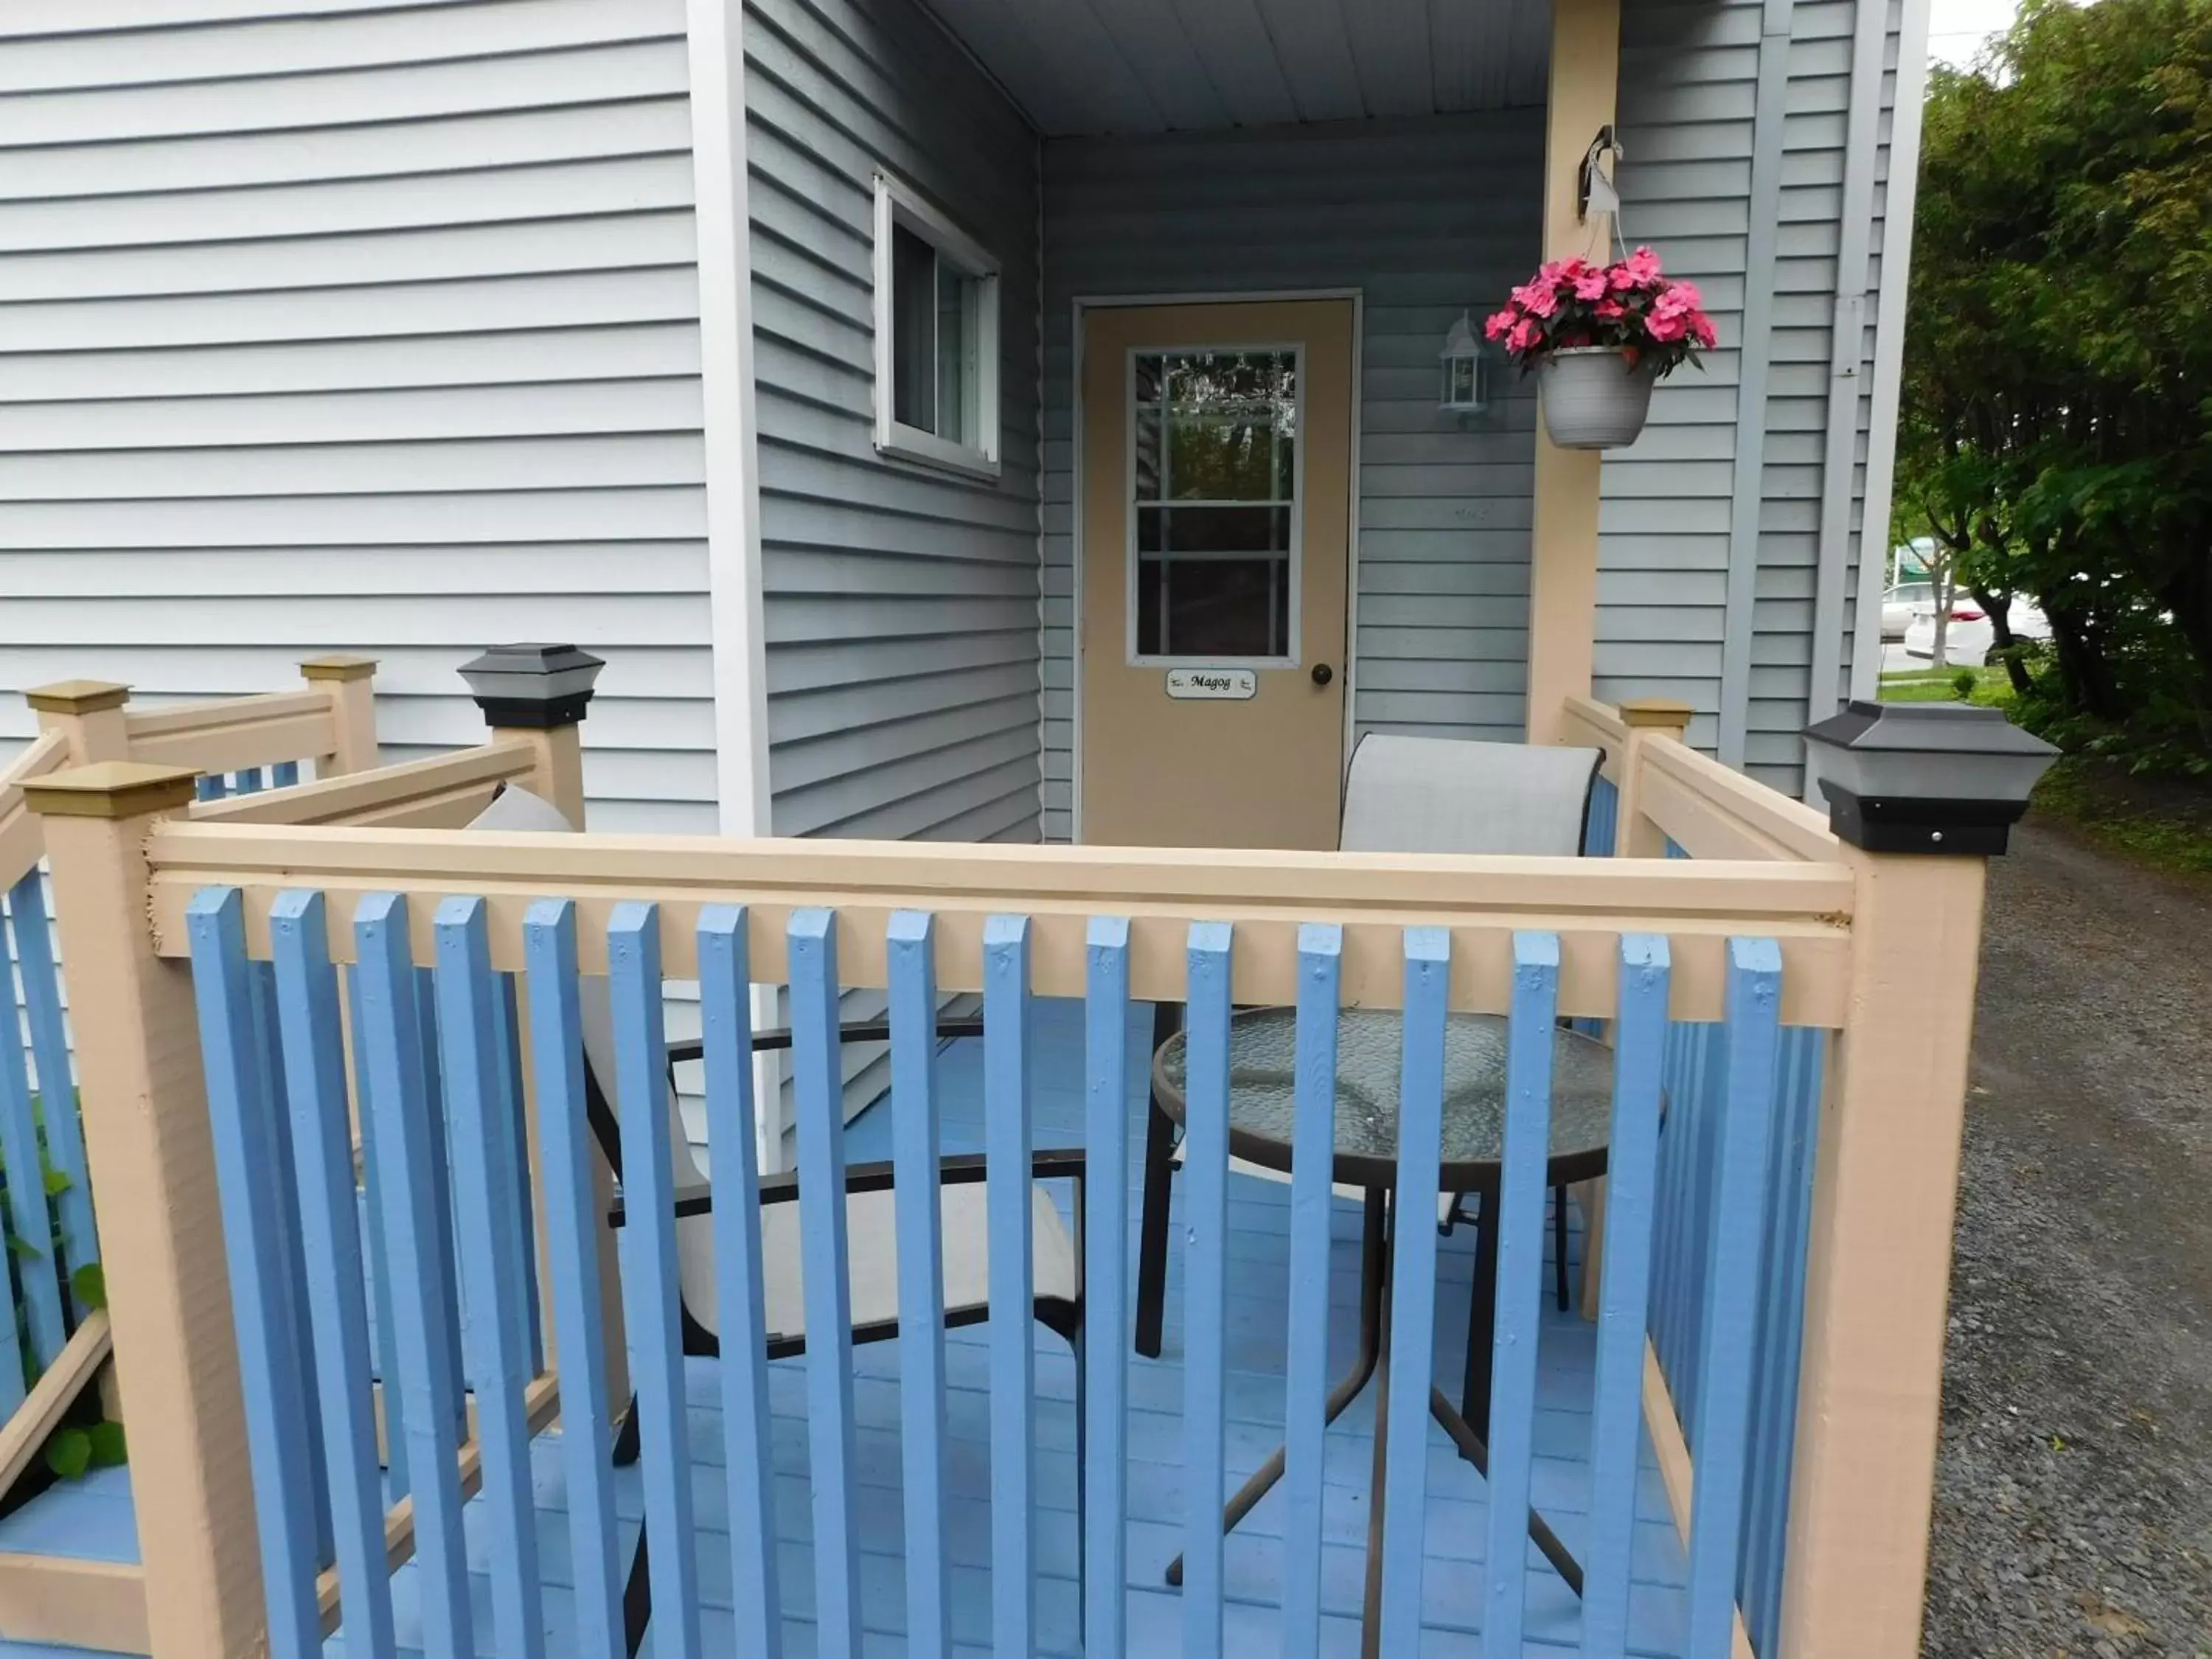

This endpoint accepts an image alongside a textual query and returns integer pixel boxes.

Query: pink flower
[1692,316,1719,348]
[1507,318,1542,354]
[1572,267,1609,300]
[1484,307,1519,340]
[1594,297,1627,320]
[1623,246,1663,286]
[1512,278,1559,319]
[1608,263,1641,292]
[1646,312,1688,344]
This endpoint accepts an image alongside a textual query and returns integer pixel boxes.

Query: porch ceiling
[920,0,1552,137]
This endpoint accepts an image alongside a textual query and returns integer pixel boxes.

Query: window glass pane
[936,263,984,447]
[1151,559,1285,657]
[1150,504,1289,554]
[1161,351,1296,503]
[891,224,936,434]
[1137,556,1164,653]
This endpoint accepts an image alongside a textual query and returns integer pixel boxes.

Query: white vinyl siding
[0,0,714,831]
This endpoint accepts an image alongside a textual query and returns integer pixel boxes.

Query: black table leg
[1133,1002,1182,1360]
[1166,1191,1388,1587]
[1461,1182,1500,1433]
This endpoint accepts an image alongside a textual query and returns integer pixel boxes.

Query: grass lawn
[1879,667,2212,880]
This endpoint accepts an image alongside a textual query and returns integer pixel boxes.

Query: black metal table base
[1164,1191,1582,1652]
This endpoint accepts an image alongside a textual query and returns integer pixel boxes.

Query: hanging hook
[1576,125,1624,223]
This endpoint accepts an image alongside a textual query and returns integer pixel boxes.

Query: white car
[1903,595,2049,664]
[1882,581,1933,641]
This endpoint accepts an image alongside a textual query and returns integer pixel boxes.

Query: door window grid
[1128,348,1301,664]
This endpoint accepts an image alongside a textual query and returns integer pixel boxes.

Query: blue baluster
[268,891,397,1659]
[787,908,860,1659]
[888,911,949,1658]
[184,888,321,1659]
[0,897,64,1369]
[1280,922,1342,1659]
[8,873,96,1308]
[353,893,473,1658]
[984,914,1037,1659]
[608,902,702,1659]
[521,902,625,1659]
[696,907,782,1659]
[1480,930,1561,1658]
[1583,934,1671,1658]
[1180,920,1232,1658]
[1082,916,1132,1659]
[433,898,545,1659]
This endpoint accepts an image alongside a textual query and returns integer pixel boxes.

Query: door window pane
[1131,348,1298,659]
[891,223,936,433]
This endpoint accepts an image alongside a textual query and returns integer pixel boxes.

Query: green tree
[1903,0,2212,728]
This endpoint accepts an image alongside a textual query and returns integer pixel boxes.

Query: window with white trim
[872,174,1001,478]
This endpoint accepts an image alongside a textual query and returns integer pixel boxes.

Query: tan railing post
[1614,698,1692,858]
[28,681,133,766]
[24,762,265,1659]
[299,655,380,777]
[455,644,626,1410]
[1781,845,1985,1658]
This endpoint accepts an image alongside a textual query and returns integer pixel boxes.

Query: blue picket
[1482,930,1562,1657]
[1582,934,1672,1658]
[344,964,408,1503]
[8,873,96,1308]
[887,910,950,1659]
[235,768,265,794]
[1377,926,1450,1656]
[983,914,1037,1658]
[196,774,229,801]
[1280,922,1343,1659]
[268,891,397,1659]
[352,891,474,1659]
[0,1214,18,1421]
[273,760,301,788]
[608,902,703,1659]
[1082,917,1131,1659]
[695,907,783,1659]
[0,902,64,1370]
[490,970,544,1374]
[433,898,545,1659]
[184,887,322,1659]
[1180,920,1233,1659]
[521,901,625,1659]
[787,908,860,1659]
[1685,939,1784,1657]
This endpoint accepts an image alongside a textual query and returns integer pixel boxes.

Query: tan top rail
[125,689,337,778]
[142,821,1854,1025]
[189,742,538,831]
[0,731,69,888]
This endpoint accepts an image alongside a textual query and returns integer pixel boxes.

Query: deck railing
[18,670,1991,1659]
[0,658,381,1651]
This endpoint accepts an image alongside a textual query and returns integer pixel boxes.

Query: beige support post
[1523,0,1622,745]
[1780,846,1989,1659]
[24,762,266,1659]
[299,655,380,777]
[1614,698,1694,858]
[27,681,132,766]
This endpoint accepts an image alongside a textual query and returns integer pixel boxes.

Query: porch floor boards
[0,999,1692,1658]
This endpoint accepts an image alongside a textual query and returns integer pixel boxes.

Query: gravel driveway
[1924,821,2212,1655]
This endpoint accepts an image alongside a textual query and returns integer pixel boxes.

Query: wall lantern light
[1439,310,1489,415]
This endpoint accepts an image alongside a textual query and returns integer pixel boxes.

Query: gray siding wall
[746,0,1044,842]
[1600,0,1899,791]
[0,0,717,832]
[1037,114,1545,842]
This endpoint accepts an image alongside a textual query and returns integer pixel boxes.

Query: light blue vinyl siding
[1037,113,1545,842]
[746,0,1044,844]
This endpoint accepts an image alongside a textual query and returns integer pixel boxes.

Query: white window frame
[872,173,1001,480]
[1124,342,1307,671]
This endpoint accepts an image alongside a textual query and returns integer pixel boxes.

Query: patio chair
[465,785,1087,1652]
[1132,734,1601,1406]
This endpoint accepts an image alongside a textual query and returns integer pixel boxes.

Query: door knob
[1311,663,1334,686]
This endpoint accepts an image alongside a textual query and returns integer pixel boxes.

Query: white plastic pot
[1537,347,1661,450]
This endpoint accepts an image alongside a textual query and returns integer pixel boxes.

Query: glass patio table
[1152,1006,1618,1649]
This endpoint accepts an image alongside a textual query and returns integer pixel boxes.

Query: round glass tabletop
[1152,1006,1619,1189]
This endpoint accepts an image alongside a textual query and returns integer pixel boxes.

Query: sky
[1927,0,2024,67]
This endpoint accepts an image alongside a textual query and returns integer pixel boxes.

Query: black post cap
[1802,700,2058,855]
[458,644,605,729]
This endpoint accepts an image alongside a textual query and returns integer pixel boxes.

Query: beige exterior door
[1079,299,1354,849]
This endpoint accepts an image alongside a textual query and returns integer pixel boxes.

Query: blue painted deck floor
[0,998,1691,1657]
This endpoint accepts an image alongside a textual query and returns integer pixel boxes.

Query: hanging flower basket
[1486,247,1716,451]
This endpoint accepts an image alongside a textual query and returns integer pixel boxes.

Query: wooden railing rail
[0,730,69,889]
[188,742,539,832]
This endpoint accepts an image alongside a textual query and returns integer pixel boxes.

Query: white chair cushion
[1338,734,1599,857]
[684,1181,1077,1346]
